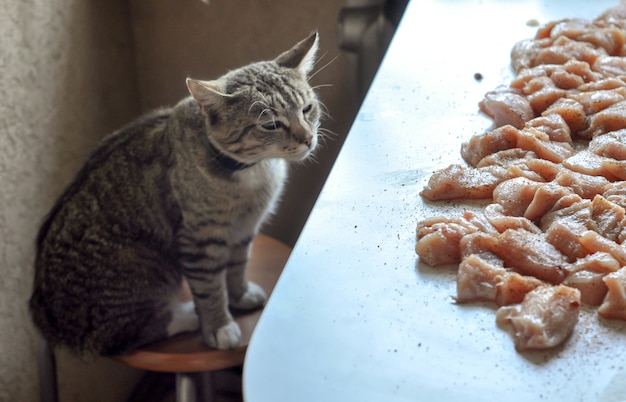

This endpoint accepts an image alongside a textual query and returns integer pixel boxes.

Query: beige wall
[0,0,143,400]
[1,0,362,400]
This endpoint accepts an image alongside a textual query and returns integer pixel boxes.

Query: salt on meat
[524,114,572,144]
[484,203,543,234]
[419,164,506,201]
[542,98,588,135]
[579,99,626,138]
[588,128,626,159]
[492,177,543,216]
[461,125,519,167]
[569,87,626,115]
[496,228,569,284]
[554,169,610,199]
[545,221,589,262]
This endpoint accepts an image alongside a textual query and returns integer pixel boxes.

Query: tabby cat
[29,32,320,355]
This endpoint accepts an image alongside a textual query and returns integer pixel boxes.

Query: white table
[243,1,626,401]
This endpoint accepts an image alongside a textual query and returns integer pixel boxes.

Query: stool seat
[115,234,290,372]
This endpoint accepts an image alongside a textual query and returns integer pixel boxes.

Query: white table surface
[243,1,626,401]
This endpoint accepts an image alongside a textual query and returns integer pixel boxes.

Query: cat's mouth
[283,138,317,161]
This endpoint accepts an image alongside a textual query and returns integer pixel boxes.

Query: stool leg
[197,371,216,402]
[176,373,197,402]
[176,372,217,402]
[38,338,59,402]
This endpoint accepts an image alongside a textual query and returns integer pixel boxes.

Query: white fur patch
[166,301,199,336]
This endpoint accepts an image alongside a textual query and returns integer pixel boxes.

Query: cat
[29,32,320,355]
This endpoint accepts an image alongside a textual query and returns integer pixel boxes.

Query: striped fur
[29,32,320,354]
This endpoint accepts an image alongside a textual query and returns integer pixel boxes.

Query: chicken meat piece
[526,82,568,114]
[539,197,590,232]
[598,267,626,321]
[479,88,534,129]
[565,252,619,305]
[416,216,482,267]
[564,270,610,306]
[456,253,544,306]
[492,177,543,216]
[524,182,574,222]
[580,100,626,138]
[516,127,575,163]
[484,203,543,234]
[456,254,506,303]
[459,231,500,259]
[542,98,589,136]
[524,113,573,144]
[588,128,626,159]
[601,158,626,180]
[579,230,626,265]
[545,221,589,262]
[578,77,626,91]
[496,271,546,306]
[511,38,552,73]
[496,285,581,351]
[496,228,570,284]
[477,149,545,182]
[554,168,610,199]
[461,125,519,167]
[525,158,562,181]
[461,210,500,236]
[569,87,626,115]
[592,55,626,77]
[562,150,621,180]
[588,194,626,242]
[420,164,505,201]
[533,35,607,68]
[603,181,626,209]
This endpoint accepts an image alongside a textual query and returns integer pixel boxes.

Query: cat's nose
[291,124,314,148]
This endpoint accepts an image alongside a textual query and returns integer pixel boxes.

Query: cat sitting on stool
[29,32,320,355]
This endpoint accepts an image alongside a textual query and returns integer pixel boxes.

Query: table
[243,1,626,401]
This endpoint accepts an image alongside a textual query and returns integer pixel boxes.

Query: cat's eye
[302,104,313,114]
[262,120,284,131]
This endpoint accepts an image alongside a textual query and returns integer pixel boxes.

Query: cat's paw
[229,281,266,310]
[205,321,242,350]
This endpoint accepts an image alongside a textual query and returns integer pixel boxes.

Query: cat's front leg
[227,239,267,310]
[183,268,241,349]
[178,238,241,349]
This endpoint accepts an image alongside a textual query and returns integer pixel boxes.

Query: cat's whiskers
[312,84,333,90]
[316,99,333,123]
[316,127,338,150]
[249,100,271,115]
[257,108,273,122]
[309,53,339,81]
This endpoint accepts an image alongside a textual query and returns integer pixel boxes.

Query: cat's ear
[186,78,231,105]
[274,31,319,77]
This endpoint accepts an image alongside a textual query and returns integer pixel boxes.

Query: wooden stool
[38,234,291,402]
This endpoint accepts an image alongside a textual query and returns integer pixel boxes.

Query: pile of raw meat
[416,2,626,351]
